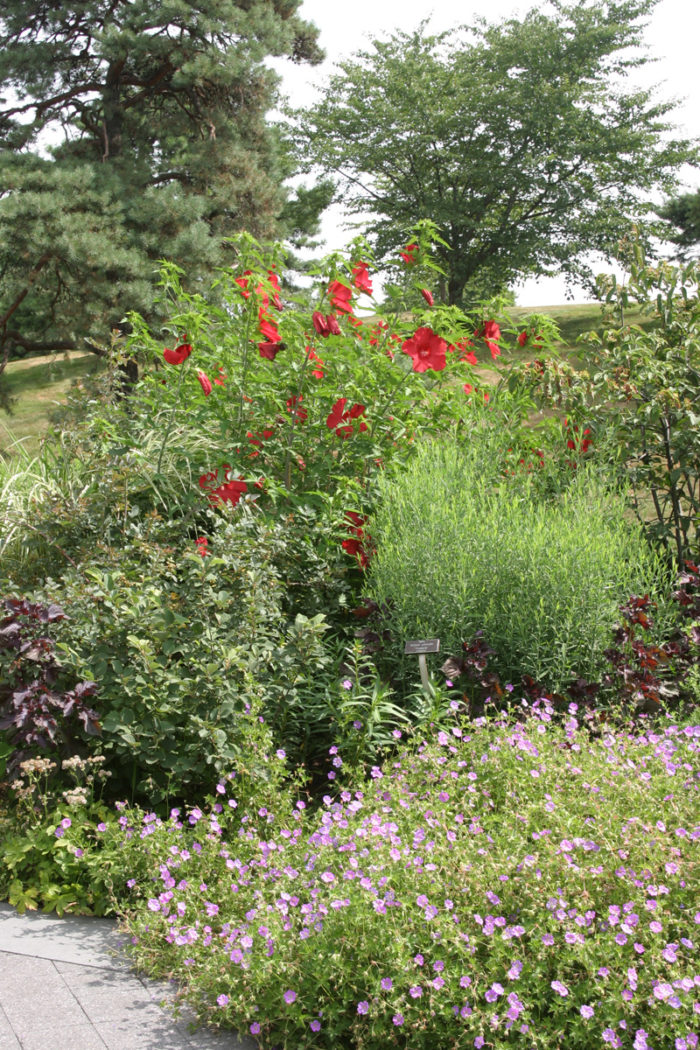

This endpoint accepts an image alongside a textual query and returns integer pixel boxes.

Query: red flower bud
[196,369,212,396]
[312,310,330,336]
[400,242,418,265]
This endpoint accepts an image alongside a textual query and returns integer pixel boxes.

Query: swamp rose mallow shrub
[127,226,512,583]
[94,703,699,1050]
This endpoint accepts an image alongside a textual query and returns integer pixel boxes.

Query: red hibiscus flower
[247,428,275,457]
[450,338,477,365]
[199,466,247,507]
[211,478,247,505]
[351,261,373,295]
[369,320,388,346]
[328,280,353,315]
[565,420,593,455]
[199,467,221,490]
[235,271,252,299]
[306,347,324,379]
[286,395,307,423]
[258,307,281,344]
[478,320,501,361]
[420,288,434,307]
[196,369,212,396]
[326,397,348,430]
[402,326,447,373]
[163,341,192,365]
[267,269,283,310]
[400,242,418,265]
[342,537,368,567]
[482,320,501,342]
[258,341,283,361]
[326,397,368,438]
[342,511,371,569]
[518,330,543,351]
[345,511,366,531]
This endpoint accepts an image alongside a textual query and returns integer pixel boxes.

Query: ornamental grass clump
[366,438,674,694]
[87,704,699,1050]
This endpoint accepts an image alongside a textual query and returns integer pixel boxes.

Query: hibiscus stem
[156,362,187,476]
[283,349,311,492]
[371,360,412,445]
[236,309,254,444]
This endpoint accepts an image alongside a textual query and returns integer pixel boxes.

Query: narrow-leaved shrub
[366,439,674,693]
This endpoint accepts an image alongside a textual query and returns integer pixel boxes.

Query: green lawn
[510,301,648,361]
[0,352,105,458]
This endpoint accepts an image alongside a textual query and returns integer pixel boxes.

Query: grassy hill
[0,352,105,458]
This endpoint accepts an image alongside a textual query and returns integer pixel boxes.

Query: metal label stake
[404,638,440,693]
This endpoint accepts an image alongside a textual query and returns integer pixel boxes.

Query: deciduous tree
[294,0,697,305]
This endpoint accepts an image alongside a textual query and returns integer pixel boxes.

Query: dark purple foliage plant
[0,597,100,777]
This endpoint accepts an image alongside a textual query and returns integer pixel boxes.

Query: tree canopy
[0,0,325,365]
[294,0,698,305]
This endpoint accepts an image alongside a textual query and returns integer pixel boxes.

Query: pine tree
[659,189,700,259]
[0,0,324,368]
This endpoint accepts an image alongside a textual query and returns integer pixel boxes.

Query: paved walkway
[0,903,255,1050]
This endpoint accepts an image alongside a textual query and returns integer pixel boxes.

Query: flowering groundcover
[97,702,699,1050]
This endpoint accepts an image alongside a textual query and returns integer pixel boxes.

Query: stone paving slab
[0,903,125,969]
[0,905,256,1050]
[0,1006,21,1050]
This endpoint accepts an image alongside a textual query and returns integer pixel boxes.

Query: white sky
[276,0,700,306]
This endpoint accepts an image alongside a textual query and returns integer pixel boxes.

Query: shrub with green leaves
[509,248,700,568]
[41,506,350,801]
[366,439,674,693]
[70,705,699,1050]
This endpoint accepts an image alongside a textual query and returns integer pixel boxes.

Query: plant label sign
[404,638,440,692]
[404,638,440,655]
